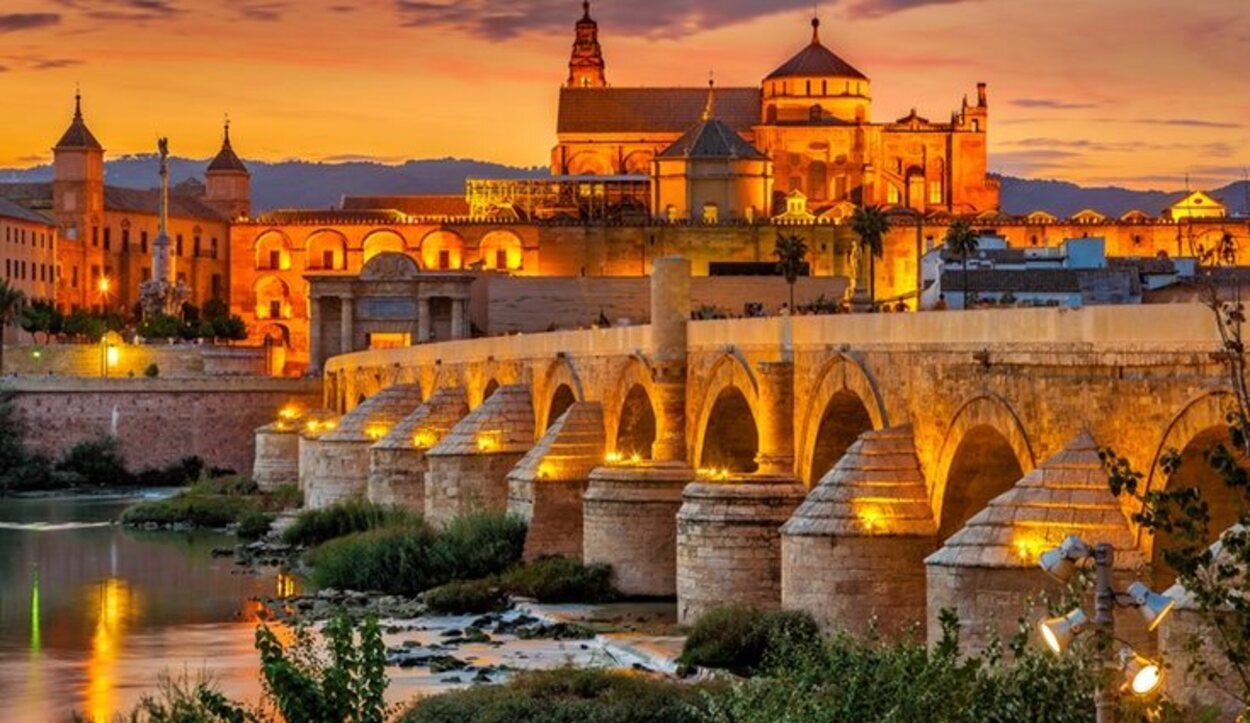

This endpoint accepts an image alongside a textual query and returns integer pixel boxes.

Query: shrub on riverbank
[423,578,507,614]
[281,499,416,547]
[304,511,528,596]
[679,606,821,675]
[120,475,295,530]
[399,667,716,723]
[502,556,617,603]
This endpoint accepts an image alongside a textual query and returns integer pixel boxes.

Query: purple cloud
[1009,98,1100,110]
[845,0,986,19]
[0,13,61,33]
[55,0,181,22]
[238,2,288,21]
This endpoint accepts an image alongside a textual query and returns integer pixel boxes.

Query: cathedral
[551,3,1000,220]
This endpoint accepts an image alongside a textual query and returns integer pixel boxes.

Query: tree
[0,279,27,375]
[1101,231,1250,713]
[850,206,890,306]
[773,233,809,310]
[19,300,62,344]
[943,219,980,308]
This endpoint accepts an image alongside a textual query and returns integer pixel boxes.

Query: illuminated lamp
[365,424,389,441]
[106,345,120,368]
[1126,582,1175,631]
[1039,607,1088,654]
[604,451,623,465]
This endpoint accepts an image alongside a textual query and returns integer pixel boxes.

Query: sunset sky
[1,0,1247,189]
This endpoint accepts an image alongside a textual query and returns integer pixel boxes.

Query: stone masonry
[368,388,469,510]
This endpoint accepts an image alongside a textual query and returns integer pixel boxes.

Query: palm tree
[0,280,27,376]
[944,219,980,308]
[774,233,809,311]
[850,205,890,307]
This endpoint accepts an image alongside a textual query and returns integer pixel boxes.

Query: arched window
[362,230,406,263]
[254,276,292,320]
[479,231,524,271]
[255,232,291,271]
[307,231,348,271]
[421,231,465,270]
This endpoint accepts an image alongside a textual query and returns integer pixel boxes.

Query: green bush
[281,499,416,547]
[304,511,527,596]
[503,556,617,603]
[423,578,507,614]
[237,509,275,540]
[190,475,260,497]
[56,436,135,487]
[399,667,715,723]
[306,523,441,595]
[679,606,821,674]
[134,456,208,488]
[268,483,302,511]
[121,494,258,528]
[429,511,528,581]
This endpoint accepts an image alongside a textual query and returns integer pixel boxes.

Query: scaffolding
[466,176,651,221]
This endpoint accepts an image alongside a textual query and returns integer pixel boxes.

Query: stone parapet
[507,402,606,560]
[584,462,692,597]
[367,388,469,511]
[677,475,806,625]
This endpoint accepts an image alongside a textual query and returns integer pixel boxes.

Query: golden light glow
[323,420,337,431]
[1128,660,1163,696]
[98,277,111,295]
[412,428,439,449]
[476,430,502,452]
[365,423,390,441]
[605,451,624,465]
[86,577,140,723]
[537,462,554,480]
[105,346,120,368]
[696,467,731,481]
[629,452,642,464]
[276,572,298,599]
[1012,532,1050,563]
[856,503,885,533]
[278,405,301,421]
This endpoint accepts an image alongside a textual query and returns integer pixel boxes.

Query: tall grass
[304,511,528,596]
[282,499,416,547]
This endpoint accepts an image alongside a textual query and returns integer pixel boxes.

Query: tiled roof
[342,195,470,217]
[0,183,54,209]
[0,196,54,226]
[103,186,227,223]
[942,269,1141,296]
[255,209,409,225]
[557,87,761,134]
[781,426,937,538]
[427,384,535,456]
[766,21,867,81]
[207,141,248,173]
[55,99,104,151]
[926,433,1141,570]
[658,117,768,160]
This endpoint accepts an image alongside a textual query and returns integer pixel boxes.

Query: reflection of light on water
[85,577,141,722]
[276,572,298,599]
[30,571,41,653]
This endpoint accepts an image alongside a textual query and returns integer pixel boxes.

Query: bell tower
[205,117,251,219]
[566,1,607,89]
[52,90,104,243]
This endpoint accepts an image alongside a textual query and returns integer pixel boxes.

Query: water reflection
[86,577,140,722]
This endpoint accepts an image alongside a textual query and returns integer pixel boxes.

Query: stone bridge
[259,258,1236,710]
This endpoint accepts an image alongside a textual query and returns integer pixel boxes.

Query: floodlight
[1039,535,1092,582]
[1126,582,1176,631]
[1119,649,1163,696]
[1039,607,1088,654]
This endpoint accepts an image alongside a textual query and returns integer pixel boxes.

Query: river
[0,494,678,722]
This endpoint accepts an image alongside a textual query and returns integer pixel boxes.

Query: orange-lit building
[0,95,240,314]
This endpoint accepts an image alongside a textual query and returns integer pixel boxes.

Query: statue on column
[139,137,190,320]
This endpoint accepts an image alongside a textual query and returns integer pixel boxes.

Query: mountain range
[2,156,1247,218]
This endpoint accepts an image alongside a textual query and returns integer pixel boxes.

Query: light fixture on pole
[1035,536,1176,723]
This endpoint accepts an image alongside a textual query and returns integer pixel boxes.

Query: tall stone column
[650,256,691,462]
[417,297,430,343]
[308,296,324,372]
[754,360,795,477]
[450,298,465,340]
[340,295,354,354]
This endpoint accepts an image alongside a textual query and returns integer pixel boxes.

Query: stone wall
[3,342,271,378]
[8,377,321,474]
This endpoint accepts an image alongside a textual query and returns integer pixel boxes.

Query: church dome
[766,18,866,81]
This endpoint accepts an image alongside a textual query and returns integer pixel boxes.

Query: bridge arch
[1144,389,1243,581]
[933,394,1035,541]
[693,353,761,473]
[607,355,661,459]
[535,358,586,433]
[797,354,888,485]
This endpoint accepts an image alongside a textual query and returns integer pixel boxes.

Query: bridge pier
[425,383,535,526]
[677,475,806,624]
[304,384,425,509]
[508,401,605,561]
[780,426,937,636]
[254,420,301,492]
[925,433,1146,654]
[296,409,340,498]
[367,388,469,511]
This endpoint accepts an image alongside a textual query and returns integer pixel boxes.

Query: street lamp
[1036,535,1176,723]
